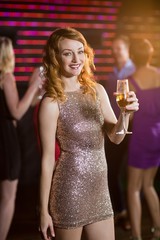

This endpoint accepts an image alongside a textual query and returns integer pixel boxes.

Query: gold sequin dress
[49,89,113,229]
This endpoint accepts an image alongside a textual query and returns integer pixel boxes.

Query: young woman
[39,27,139,240]
[0,37,41,240]
[128,39,160,240]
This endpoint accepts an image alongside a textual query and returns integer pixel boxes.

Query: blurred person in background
[103,35,136,229]
[106,35,136,117]
[0,37,41,240]
[128,38,160,240]
[15,66,44,187]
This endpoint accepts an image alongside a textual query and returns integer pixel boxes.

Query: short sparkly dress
[0,88,21,180]
[49,88,113,229]
[128,77,160,169]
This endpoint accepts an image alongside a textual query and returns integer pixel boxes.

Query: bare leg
[127,166,143,238]
[142,167,160,238]
[0,179,18,240]
[84,217,115,240]
[55,227,83,240]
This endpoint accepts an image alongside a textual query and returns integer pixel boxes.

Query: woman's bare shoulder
[95,82,107,95]
[95,82,110,103]
[39,97,59,126]
[40,96,59,111]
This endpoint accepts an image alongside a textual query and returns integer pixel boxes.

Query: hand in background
[29,67,46,106]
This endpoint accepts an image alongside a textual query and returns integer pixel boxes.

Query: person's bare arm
[39,97,59,240]
[3,73,40,120]
[96,84,139,144]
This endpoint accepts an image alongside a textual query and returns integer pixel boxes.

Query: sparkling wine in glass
[115,79,132,134]
[37,66,45,100]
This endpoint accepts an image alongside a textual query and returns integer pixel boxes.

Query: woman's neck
[61,76,81,92]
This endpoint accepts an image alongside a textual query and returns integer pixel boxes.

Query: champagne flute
[37,66,45,100]
[115,79,132,134]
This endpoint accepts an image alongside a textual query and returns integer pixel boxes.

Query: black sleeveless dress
[0,88,21,180]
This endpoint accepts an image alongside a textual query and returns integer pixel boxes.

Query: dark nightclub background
[0,0,160,239]
[0,0,160,188]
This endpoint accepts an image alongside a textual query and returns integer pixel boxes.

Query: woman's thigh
[143,167,158,188]
[55,226,83,240]
[0,179,18,200]
[84,217,115,240]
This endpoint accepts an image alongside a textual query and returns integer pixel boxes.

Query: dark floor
[7,185,157,240]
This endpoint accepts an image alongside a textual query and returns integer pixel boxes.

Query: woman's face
[57,38,85,78]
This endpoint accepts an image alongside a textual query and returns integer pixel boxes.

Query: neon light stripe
[0,4,119,14]
[0,21,116,29]
[17,30,117,38]
[16,58,42,63]
[15,66,34,72]
[17,39,46,45]
[17,30,53,36]
[15,49,43,54]
[15,76,29,81]
[0,12,117,21]
[0,1,121,7]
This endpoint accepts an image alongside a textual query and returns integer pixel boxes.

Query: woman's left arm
[96,84,139,144]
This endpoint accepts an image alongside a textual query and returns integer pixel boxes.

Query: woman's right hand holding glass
[39,212,55,240]
[115,79,133,134]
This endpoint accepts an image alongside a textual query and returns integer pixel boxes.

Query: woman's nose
[72,53,79,62]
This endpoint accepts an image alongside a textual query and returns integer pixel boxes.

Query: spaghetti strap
[129,76,140,91]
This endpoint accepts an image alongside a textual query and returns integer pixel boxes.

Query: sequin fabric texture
[49,89,113,228]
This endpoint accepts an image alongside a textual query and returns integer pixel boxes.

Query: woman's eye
[78,50,84,54]
[63,52,72,56]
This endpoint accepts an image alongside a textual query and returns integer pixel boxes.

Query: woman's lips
[69,64,81,69]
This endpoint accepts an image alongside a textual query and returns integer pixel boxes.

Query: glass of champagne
[115,79,132,134]
[37,66,45,100]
